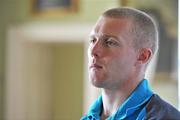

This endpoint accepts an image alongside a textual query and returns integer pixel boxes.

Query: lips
[90,63,103,69]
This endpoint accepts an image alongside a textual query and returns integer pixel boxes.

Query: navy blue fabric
[144,94,180,120]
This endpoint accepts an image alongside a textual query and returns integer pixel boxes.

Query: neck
[101,78,142,118]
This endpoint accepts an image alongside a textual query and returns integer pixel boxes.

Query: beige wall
[52,43,84,120]
[5,39,84,120]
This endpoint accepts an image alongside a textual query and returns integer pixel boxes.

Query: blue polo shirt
[81,79,153,120]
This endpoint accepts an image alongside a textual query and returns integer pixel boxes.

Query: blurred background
[0,0,178,120]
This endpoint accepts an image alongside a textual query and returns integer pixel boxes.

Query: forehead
[90,16,133,38]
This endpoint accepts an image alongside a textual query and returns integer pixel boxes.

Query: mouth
[90,64,103,69]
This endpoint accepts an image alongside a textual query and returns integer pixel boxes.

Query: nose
[89,40,102,58]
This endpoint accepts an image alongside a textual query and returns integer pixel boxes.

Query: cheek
[108,52,135,71]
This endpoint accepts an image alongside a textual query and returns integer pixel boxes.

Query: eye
[89,37,96,44]
[104,38,118,46]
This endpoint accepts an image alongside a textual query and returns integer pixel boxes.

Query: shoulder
[145,94,180,120]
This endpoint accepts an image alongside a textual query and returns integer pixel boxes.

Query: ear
[137,48,152,64]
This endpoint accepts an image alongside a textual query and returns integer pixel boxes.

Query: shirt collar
[86,96,102,119]
[87,79,153,119]
[112,79,153,119]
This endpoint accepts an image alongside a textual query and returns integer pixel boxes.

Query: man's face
[88,17,138,89]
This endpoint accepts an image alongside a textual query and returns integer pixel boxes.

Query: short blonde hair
[103,7,159,54]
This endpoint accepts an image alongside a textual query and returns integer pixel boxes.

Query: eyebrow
[89,33,118,40]
[89,33,124,44]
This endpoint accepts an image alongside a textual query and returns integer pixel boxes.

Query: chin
[90,78,105,88]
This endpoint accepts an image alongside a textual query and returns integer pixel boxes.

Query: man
[81,7,180,120]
